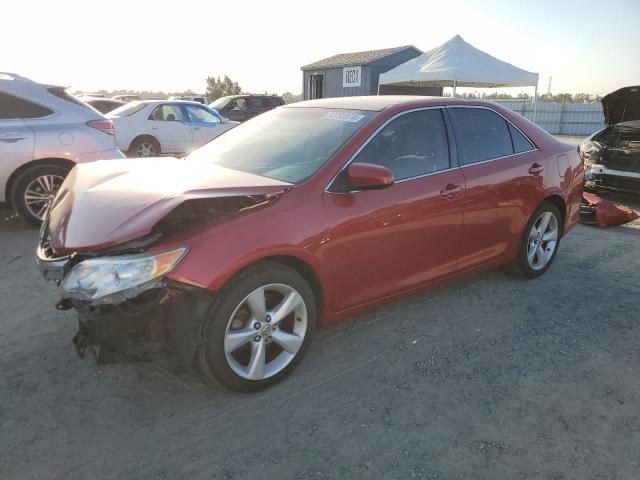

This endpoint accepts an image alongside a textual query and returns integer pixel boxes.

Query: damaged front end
[37,227,213,368]
[582,86,640,195]
[36,191,282,369]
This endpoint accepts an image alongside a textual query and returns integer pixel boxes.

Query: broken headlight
[61,248,187,303]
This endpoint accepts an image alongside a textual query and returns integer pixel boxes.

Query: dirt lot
[1,193,639,480]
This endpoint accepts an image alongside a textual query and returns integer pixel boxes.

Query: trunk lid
[47,157,291,253]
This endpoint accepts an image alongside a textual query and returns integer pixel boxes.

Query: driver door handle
[440,183,464,198]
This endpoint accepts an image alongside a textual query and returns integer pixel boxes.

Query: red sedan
[37,96,583,392]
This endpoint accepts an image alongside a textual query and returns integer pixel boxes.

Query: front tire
[511,202,562,278]
[12,164,69,226]
[198,261,316,392]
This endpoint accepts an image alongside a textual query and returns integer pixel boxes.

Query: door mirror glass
[348,163,394,190]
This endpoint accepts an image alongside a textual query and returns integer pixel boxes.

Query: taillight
[86,119,115,136]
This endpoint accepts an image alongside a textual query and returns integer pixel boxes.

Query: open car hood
[602,86,640,125]
[47,157,291,253]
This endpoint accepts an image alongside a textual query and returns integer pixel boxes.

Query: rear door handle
[0,132,27,142]
[529,162,544,175]
[440,183,464,198]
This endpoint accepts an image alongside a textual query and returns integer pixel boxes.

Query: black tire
[197,261,316,392]
[12,164,70,227]
[507,202,562,278]
[128,136,161,158]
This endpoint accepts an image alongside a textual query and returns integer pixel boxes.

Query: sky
[3,0,639,97]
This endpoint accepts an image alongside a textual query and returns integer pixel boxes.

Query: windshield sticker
[321,111,366,123]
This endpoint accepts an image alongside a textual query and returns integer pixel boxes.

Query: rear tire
[197,261,316,392]
[507,202,562,278]
[129,136,161,157]
[12,164,70,226]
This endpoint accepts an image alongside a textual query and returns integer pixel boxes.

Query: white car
[107,100,237,157]
[0,72,125,225]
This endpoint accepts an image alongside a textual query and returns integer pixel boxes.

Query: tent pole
[533,84,538,123]
[452,81,457,97]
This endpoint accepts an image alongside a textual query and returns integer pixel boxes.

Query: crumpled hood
[602,86,640,125]
[47,157,291,253]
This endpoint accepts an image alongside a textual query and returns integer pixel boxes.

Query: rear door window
[149,104,186,121]
[0,91,54,119]
[247,97,264,109]
[449,107,513,165]
[352,108,450,181]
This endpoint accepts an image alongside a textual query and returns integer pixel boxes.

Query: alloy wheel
[136,142,156,157]
[526,211,559,270]
[23,174,65,221]
[224,283,308,380]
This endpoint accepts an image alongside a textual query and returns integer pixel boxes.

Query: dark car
[37,96,582,392]
[209,94,285,122]
[581,86,640,194]
[81,97,126,114]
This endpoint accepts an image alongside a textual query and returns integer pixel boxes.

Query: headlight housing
[62,248,187,304]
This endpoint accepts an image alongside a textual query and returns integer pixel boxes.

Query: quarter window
[449,108,513,165]
[0,91,53,119]
[351,109,450,181]
[509,123,535,153]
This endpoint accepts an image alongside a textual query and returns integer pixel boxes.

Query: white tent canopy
[378,35,539,90]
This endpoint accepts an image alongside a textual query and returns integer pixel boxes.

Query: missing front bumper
[68,284,216,370]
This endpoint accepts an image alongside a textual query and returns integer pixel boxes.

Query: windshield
[209,96,233,110]
[108,102,146,117]
[186,107,374,184]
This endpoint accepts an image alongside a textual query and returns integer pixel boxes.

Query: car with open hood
[581,86,640,194]
[36,96,583,392]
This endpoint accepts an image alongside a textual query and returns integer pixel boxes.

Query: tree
[205,75,241,102]
[572,93,592,103]
[552,93,573,103]
[282,92,303,104]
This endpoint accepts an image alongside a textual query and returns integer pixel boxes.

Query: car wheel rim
[24,174,65,221]
[526,211,559,270]
[224,283,308,381]
[136,142,156,157]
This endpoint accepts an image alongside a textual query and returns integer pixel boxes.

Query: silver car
[0,73,125,225]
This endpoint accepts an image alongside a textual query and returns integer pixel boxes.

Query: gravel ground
[1,194,639,480]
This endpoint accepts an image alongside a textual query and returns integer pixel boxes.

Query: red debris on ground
[579,193,639,228]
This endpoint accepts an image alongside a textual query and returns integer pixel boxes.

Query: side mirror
[347,163,394,190]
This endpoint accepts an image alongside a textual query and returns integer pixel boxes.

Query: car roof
[223,94,282,99]
[284,95,478,111]
[134,99,209,106]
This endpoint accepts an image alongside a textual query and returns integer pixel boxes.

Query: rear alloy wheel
[511,202,562,278]
[12,164,69,226]
[130,137,160,157]
[198,261,316,392]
